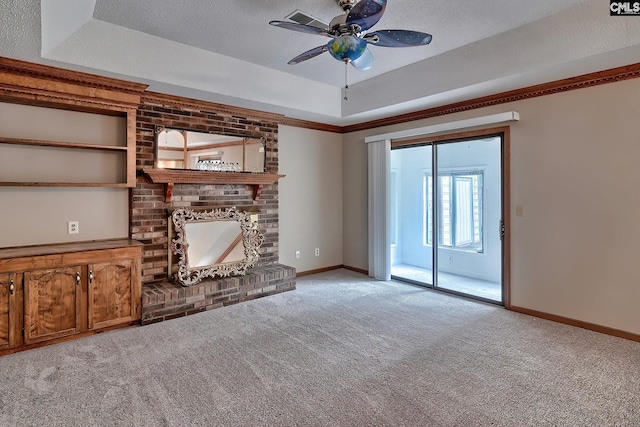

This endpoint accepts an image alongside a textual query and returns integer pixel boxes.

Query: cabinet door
[24,267,83,344]
[88,259,140,329]
[0,273,20,349]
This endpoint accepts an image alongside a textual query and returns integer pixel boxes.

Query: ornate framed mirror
[170,207,264,286]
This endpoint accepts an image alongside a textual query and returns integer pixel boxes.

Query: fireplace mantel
[142,169,285,202]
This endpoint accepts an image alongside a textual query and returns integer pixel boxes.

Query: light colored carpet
[0,269,638,426]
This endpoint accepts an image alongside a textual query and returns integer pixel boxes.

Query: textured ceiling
[92,0,591,87]
[1,0,640,126]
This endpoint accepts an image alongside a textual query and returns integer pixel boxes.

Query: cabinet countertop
[0,238,142,260]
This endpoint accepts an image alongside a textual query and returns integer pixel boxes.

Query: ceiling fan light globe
[327,36,367,62]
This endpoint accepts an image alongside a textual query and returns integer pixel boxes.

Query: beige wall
[0,102,129,247]
[0,187,129,247]
[342,78,640,335]
[4,74,639,335]
[279,125,343,272]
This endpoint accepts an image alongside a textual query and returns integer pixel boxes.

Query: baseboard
[342,265,369,275]
[296,265,370,277]
[509,305,640,343]
[296,265,344,277]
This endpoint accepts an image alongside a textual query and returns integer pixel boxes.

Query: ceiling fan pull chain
[344,61,349,101]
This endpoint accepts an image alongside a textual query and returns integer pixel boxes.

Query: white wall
[343,78,640,335]
[279,125,343,272]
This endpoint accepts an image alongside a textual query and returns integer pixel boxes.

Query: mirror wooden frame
[170,207,264,286]
[154,125,266,172]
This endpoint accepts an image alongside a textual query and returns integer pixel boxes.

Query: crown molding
[142,91,343,133]
[0,57,147,112]
[3,57,640,133]
[341,61,640,133]
[275,116,342,133]
[0,57,148,95]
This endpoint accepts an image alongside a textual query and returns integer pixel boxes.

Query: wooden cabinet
[24,266,83,344]
[88,259,139,330]
[0,239,142,355]
[0,273,21,350]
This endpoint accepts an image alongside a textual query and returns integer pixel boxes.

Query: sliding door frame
[391,126,511,307]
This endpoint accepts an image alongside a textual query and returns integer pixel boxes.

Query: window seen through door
[423,170,484,252]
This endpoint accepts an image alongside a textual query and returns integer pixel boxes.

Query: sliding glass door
[390,135,504,303]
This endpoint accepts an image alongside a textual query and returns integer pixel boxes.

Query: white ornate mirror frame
[170,207,264,286]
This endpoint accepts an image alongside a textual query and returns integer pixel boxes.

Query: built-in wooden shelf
[0,137,127,152]
[0,135,130,187]
[142,168,285,202]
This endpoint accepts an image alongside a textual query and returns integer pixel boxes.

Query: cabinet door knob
[76,272,81,285]
[89,270,94,284]
[9,279,14,295]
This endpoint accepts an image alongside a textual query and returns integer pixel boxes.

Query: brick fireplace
[131,92,295,324]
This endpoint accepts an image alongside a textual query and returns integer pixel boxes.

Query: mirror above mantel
[155,126,265,173]
[143,126,284,202]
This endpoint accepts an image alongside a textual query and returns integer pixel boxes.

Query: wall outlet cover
[68,221,79,234]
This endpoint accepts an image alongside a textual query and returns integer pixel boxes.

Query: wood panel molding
[0,57,148,112]
[143,61,640,133]
[342,265,369,275]
[4,56,640,134]
[276,116,342,133]
[143,91,343,133]
[296,265,343,277]
[342,61,640,133]
[0,57,148,93]
[296,265,369,277]
[509,305,640,343]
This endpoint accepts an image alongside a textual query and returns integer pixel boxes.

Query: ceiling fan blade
[287,45,329,65]
[350,48,373,71]
[269,20,329,37]
[365,30,433,47]
[346,0,387,31]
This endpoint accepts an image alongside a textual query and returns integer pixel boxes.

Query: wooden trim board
[342,61,640,133]
[509,305,640,343]
[4,56,640,134]
[296,265,369,277]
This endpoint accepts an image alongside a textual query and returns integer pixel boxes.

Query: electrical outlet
[295,250,301,259]
[68,221,79,234]
[315,248,320,256]
[516,205,525,217]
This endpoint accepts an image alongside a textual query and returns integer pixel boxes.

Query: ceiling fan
[269,0,433,98]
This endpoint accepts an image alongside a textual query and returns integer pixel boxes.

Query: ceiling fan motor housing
[338,0,358,11]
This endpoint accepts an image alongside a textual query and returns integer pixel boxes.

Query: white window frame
[423,168,484,253]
